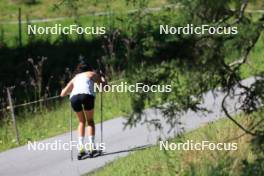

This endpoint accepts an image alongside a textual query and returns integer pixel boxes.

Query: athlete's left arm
[60,78,74,97]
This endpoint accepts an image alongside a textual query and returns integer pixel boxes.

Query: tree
[123,0,264,136]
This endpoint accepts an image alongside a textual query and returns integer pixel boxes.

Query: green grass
[0,13,121,47]
[0,8,168,47]
[0,0,263,22]
[0,0,169,21]
[0,0,170,47]
[0,91,132,152]
[86,112,261,176]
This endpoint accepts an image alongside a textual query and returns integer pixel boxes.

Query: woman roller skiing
[60,61,106,160]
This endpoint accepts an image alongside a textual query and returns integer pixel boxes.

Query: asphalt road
[0,77,256,176]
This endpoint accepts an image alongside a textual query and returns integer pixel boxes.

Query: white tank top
[70,74,95,98]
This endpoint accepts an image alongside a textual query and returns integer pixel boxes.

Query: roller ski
[78,149,103,160]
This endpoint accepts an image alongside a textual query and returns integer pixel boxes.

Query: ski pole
[70,105,73,161]
[97,59,104,144]
[100,90,103,144]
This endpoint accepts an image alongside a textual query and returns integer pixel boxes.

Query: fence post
[18,8,22,47]
[7,88,20,145]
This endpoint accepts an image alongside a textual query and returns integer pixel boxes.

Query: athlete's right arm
[91,71,107,86]
[60,78,74,97]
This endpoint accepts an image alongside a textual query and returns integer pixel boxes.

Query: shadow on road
[101,144,153,157]
[85,144,154,175]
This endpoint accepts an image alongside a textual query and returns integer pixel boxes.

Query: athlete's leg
[85,110,95,135]
[85,110,95,150]
[71,95,87,159]
[76,111,86,153]
[76,111,86,137]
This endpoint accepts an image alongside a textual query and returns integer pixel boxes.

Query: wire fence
[1,4,263,25]
[0,78,124,112]
[0,4,178,25]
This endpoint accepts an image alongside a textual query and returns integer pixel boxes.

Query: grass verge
[86,111,262,176]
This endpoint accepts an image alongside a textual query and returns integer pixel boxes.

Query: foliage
[122,0,264,136]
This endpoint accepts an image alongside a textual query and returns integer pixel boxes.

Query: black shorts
[70,94,95,112]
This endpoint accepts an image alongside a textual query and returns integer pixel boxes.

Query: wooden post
[7,88,20,145]
[18,8,22,47]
